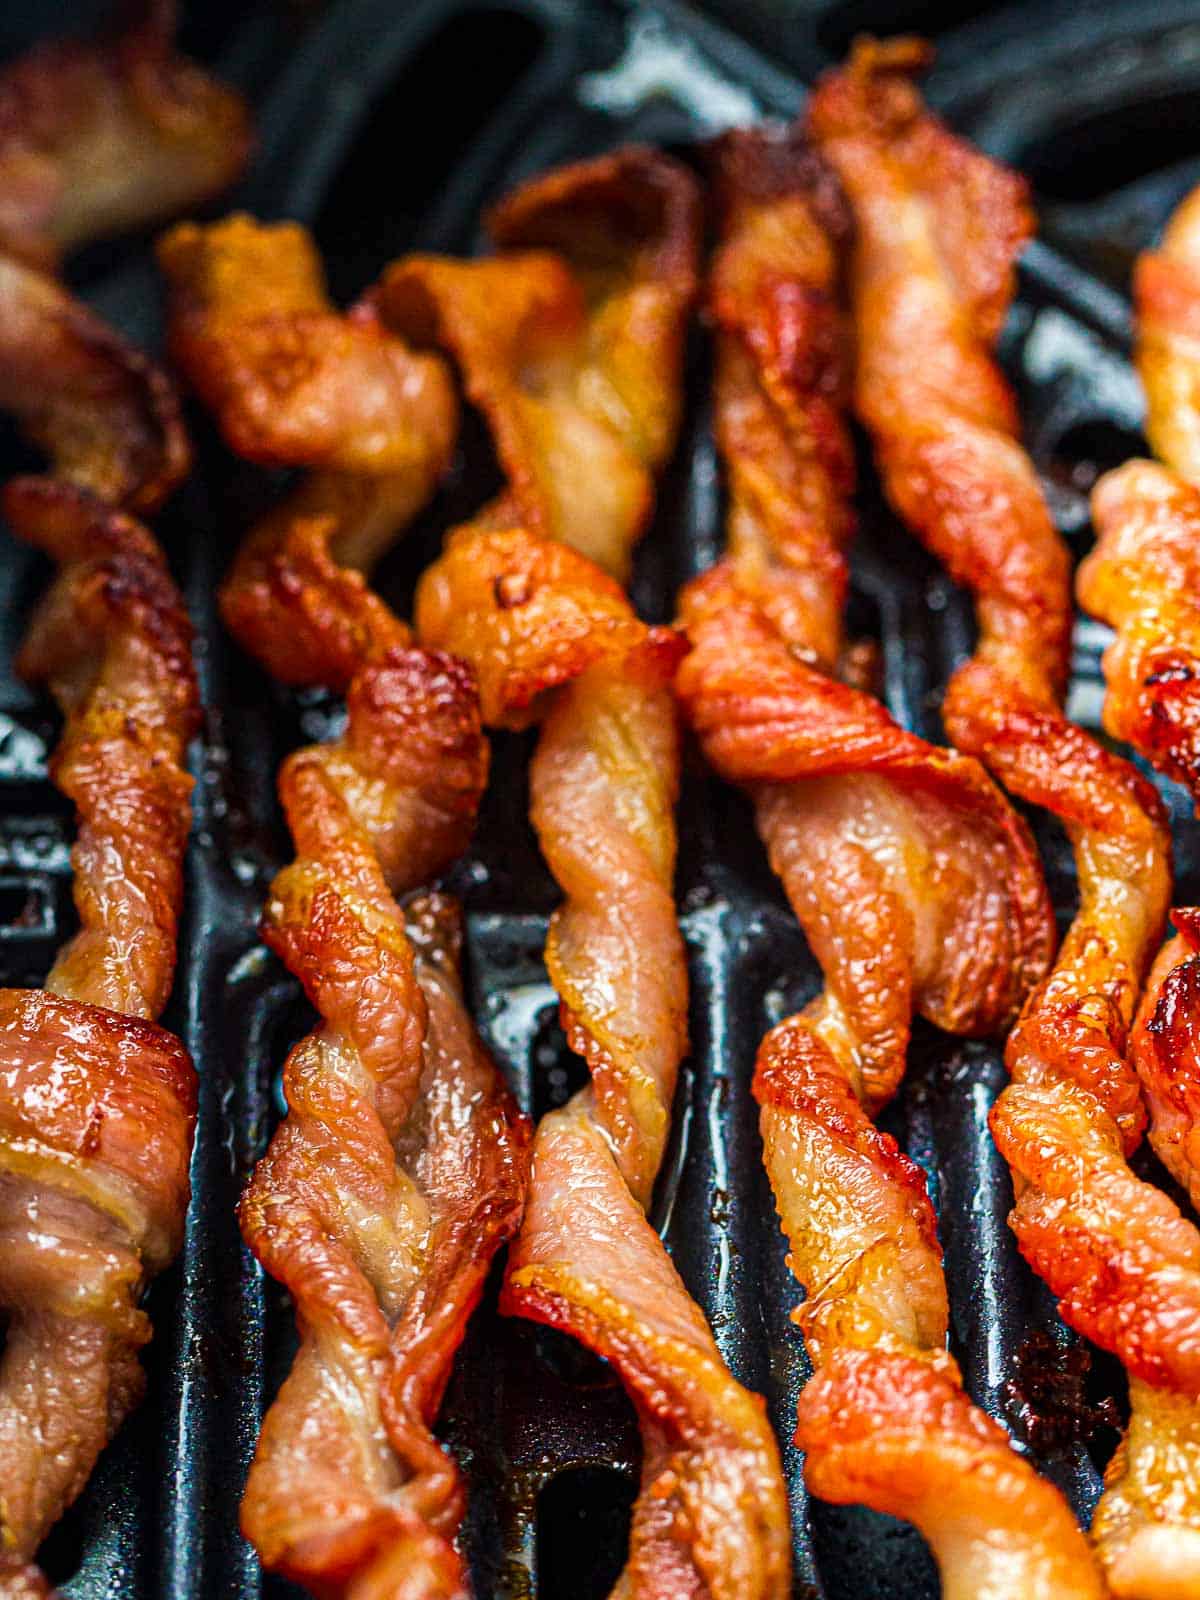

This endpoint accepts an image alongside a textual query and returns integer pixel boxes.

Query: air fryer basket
[2,1,1198,1595]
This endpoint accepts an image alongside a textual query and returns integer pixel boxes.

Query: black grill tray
[2,2,1198,1596]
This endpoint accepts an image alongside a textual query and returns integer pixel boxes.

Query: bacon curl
[0,478,198,1588]
[809,39,1190,1593]
[157,212,459,688]
[161,218,529,1594]
[0,14,242,1585]
[240,700,529,1594]
[378,147,700,583]
[1135,180,1200,484]
[0,1,250,272]
[416,150,791,1599]
[676,124,1097,1597]
[1077,176,1200,1589]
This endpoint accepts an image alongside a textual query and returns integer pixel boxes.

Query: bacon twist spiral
[238,655,528,1600]
[0,476,198,1598]
[808,39,1198,1595]
[675,124,1100,1598]
[157,212,459,690]
[0,18,247,1581]
[380,146,698,586]
[1075,178,1200,1593]
[0,1,250,273]
[414,150,792,1599]
[161,218,529,1596]
[1132,179,1200,485]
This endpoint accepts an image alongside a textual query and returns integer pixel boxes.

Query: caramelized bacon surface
[0,15,241,1586]
[238,662,529,1593]
[378,147,701,583]
[1083,462,1200,801]
[416,150,791,1598]
[160,212,460,688]
[165,219,530,1595]
[809,39,1190,1592]
[0,1,250,271]
[676,125,1097,1597]
[158,213,460,688]
[0,252,188,512]
[0,481,198,1586]
[1075,177,1200,1589]
[1135,180,1200,483]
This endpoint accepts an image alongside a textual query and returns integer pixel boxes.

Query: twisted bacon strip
[808,39,1200,1595]
[165,217,529,1597]
[1132,180,1200,485]
[1083,464,1200,803]
[0,251,188,513]
[0,478,197,1586]
[675,125,1099,1598]
[157,212,459,690]
[379,146,699,585]
[0,25,245,1574]
[0,0,250,271]
[237,654,528,1599]
[1075,182,1200,1592]
[1080,188,1200,807]
[414,150,792,1599]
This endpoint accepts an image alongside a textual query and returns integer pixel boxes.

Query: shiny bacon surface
[415,150,792,1599]
[379,147,701,585]
[808,37,1200,1595]
[0,0,250,272]
[10,3,1200,1593]
[0,7,249,1586]
[1079,174,1200,1594]
[163,216,530,1597]
[156,212,459,689]
[0,329,198,1600]
[676,124,1101,1599]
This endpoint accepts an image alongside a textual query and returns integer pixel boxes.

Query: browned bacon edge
[414,148,792,1600]
[0,1,251,272]
[0,14,247,1589]
[676,123,1100,1597]
[807,36,1200,1594]
[159,214,531,1596]
[1084,462,1200,806]
[0,474,199,1595]
[237,666,530,1595]
[1133,178,1200,486]
[0,20,242,1571]
[378,146,701,586]
[156,211,460,691]
[1080,175,1200,1589]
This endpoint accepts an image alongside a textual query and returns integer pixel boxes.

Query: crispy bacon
[0,480,198,1587]
[239,721,529,1593]
[234,642,530,1597]
[1075,178,1200,1589]
[0,16,240,1585]
[676,125,1098,1596]
[808,38,1193,1593]
[0,252,188,511]
[164,220,530,1594]
[415,149,791,1598]
[1083,462,1200,801]
[0,1,250,271]
[1135,180,1200,483]
[157,213,460,688]
[378,147,701,583]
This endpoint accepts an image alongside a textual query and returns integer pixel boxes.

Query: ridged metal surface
[1,2,1198,1596]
